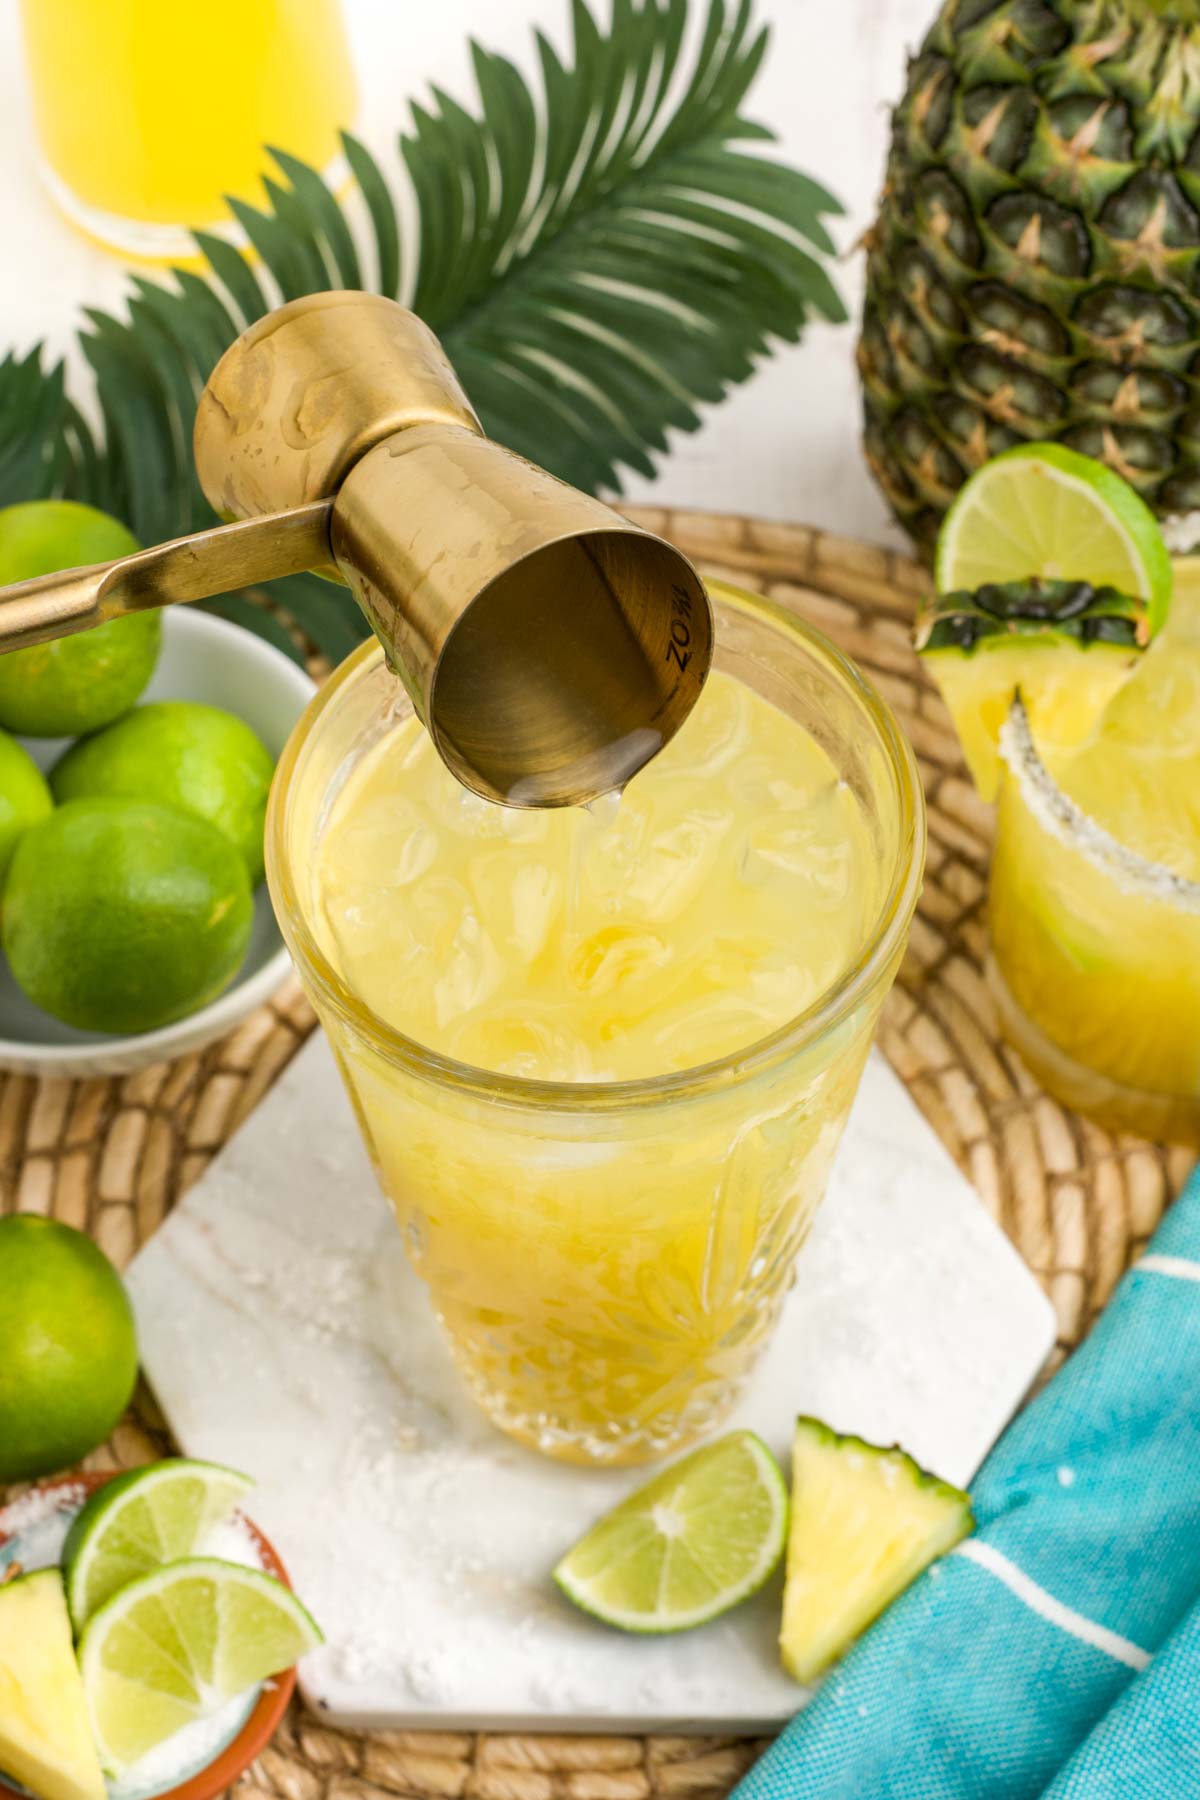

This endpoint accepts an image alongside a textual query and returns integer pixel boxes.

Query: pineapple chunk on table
[780,1417,974,1684]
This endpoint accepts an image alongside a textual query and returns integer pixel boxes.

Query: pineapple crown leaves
[0,0,846,667]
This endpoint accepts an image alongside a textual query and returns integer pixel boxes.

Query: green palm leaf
[0,0,844,665]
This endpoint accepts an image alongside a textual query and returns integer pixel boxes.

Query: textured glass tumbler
[267,582,925,1465]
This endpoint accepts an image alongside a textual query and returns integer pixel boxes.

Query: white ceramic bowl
[0,607,316,1077]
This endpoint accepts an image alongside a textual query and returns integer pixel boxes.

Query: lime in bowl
[0,609,314,1079]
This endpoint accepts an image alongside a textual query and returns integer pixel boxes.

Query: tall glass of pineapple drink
[268,582,924,1464]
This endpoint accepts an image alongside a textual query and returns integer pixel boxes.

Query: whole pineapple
[860,0,1200,557]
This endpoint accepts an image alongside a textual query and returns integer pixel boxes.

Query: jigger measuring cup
[0,292,712,807]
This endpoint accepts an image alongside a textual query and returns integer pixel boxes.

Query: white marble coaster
[128,1035,1055,1732]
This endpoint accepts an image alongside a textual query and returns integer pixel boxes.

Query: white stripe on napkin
[956,1541,1151,1672]
[1138,1255,1200,1284]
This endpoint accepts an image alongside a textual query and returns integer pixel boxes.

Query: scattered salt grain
[201,1509,268,1569]
[402,1651,451,1703]
[1056,1466,1076,1489]
[331,1639,377,1684]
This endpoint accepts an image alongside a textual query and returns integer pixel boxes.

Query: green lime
[3,798,254,1035]
[0,1216,138,1483]
[0,501,160,737]
[0,728,52,881]
[553,1431,788,1634]
[78,1558,322,1775]
[63,1457,254,1634]
[935,442,1173,635]
[52,701,275,885]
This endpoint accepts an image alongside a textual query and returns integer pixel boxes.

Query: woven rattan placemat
[2,509,1192,1799]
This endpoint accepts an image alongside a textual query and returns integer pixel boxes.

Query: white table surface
[0,0,931,542]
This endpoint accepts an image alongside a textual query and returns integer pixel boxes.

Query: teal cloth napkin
[734,1168,1200,1800]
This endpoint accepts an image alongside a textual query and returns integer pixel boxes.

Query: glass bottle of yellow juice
[269,582,924,1464]
[18,0,356,257]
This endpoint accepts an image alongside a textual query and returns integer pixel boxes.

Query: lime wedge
[553,1431,787,1633]
[78,1558,322,1775]
[63,1458,254,1634]
[935,442,1172,635]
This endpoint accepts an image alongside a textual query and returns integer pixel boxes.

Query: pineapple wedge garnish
[916,577,1147,801]
[0,1569,106,1800]
[780,1417,974,1684]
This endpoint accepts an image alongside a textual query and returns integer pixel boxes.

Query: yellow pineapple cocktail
[268,582,924,1464]
[989,581,1200,1145]
[18,0,355,257]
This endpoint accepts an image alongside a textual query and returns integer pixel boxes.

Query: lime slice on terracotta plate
[62,1458,254,1634]
[78,1557,322,1776]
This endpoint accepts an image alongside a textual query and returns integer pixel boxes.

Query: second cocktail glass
[268,581,925,1465]
[990,698,1200,1146]
[18,0,356,258]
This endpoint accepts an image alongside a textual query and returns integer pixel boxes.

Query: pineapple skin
[860,0,1200,558]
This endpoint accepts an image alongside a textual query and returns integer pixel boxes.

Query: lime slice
[63,1458,255,1634]
[935,442,1172,635]
[78,1558,322,1775]
[553,1431,787,1633]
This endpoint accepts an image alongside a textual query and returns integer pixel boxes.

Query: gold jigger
[0,292,712,807]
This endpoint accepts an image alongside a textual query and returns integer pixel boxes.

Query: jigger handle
[0,499,334,652]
